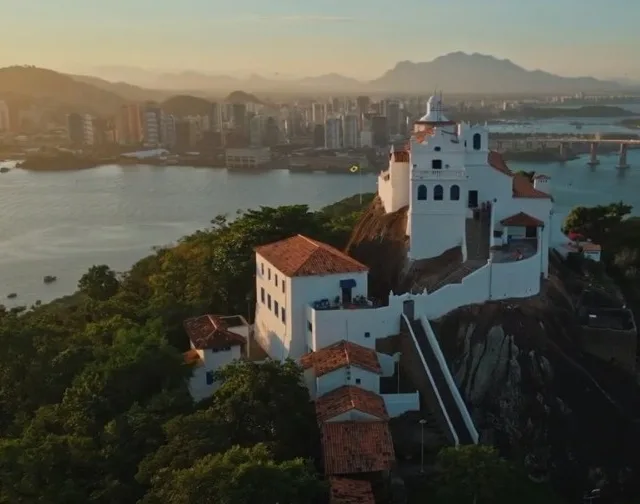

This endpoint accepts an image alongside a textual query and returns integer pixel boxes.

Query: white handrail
[402,313,459,447]
[420,314,479,444]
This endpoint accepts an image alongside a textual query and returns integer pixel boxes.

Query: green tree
[142,444,326,504]
[78,264,121,301]
[211,360,319,461]
[435,445,517,504]
[562,202,632,247]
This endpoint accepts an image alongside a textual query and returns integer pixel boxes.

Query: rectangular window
[268,268,271,280]
[267,294,271,310]
[307,321,313,332]
[261,287,265,303]
[274,300,279,315]
[282,281,285,293]
[281,307,286,322]
[206,371,214,385]
[275,275,278,287]
[261,263,264,275]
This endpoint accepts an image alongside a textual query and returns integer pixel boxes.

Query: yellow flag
[349,165,359,173]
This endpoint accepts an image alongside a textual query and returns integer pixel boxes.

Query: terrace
[311,294,378,311]
[491,238,538,263]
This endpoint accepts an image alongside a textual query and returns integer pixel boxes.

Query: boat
[0,167,9,173]
[7,293,17,299]
[43,275,57,284]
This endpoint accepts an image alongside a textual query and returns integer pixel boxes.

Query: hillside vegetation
[0,66,126,115]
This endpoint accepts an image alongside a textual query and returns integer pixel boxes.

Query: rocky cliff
[431,257,640,497]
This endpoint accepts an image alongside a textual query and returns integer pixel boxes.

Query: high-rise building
[313,124,325,148]
[175,121,196,152]
[0,100,10,131]
[341,114,359,148]
[83,114,94,146]
[163,115,177,148]
[143,105,163,146]
[67,113,84,146]
[264,117,279,147]
[371,116,389,148]
[385,101,401,136]
[116,104,143,145]
[249,114,265,147]
[324,117,342,149]
[209,102,222,131]
[232,103,247,132]
[312,102,326,126]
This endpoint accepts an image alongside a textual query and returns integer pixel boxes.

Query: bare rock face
[433,284,640,495]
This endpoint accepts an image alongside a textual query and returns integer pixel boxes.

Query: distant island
[619,118,640,129]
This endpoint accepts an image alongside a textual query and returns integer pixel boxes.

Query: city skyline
[0,0,639,81]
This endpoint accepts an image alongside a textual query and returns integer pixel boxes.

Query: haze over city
[1,0,639,81]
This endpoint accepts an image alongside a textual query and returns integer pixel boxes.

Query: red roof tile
[487,151,552,200]
[329,478,375,504]
[255,235,368,277]
[183,314,246,350]
[500,212,544,227]
[299,341,382,377]
[390,150,410,163]
[183,349,203,366]
[316,386,389,422]
[322,421,395,475]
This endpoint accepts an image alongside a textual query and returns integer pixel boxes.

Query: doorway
[341,287,353,305]
[403,300,415,320]
[468,190,478,208]
[525,226,537,238]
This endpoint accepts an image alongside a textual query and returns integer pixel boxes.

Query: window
[282,281,285,293]
[274,300,279,315]
[261,263,264,275]
[434,146,441,151]
[450,185,460,201]
[275,275,278,287]
[281,307,286,322]
[364,332,370,338]
[473,133,482,151]
[267,294,271,310]
[431,159,442,169]
[260,287,265,303]
[268,268,271,280]
[355,378,361,385]
[307,321,313,332]
[417,184,427,200]
[206,371,214,385]
[434,185,444,201]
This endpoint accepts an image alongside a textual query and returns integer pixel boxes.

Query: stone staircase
[465,216,491,261]
[428,259,485,293]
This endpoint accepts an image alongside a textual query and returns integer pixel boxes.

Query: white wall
[316,367,379,397]
[188,346,242,402]
[382,392,421,417]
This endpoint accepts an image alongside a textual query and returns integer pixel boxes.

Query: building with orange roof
[182,314,250,401]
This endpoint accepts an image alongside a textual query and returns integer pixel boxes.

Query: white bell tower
[407,95,468,260]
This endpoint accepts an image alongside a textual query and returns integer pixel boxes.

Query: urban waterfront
[2,149,640,307]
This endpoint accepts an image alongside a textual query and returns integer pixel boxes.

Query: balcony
[413,169,467,181]
[311,294,377,311]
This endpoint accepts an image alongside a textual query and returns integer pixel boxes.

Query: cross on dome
[419,94,448,123]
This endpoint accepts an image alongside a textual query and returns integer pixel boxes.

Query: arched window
[417,184,427,200]
[473,133,482,151]
[434,185,443,201]
[450,184,460,200]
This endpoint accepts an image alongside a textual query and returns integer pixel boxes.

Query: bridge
[490,133,640,168]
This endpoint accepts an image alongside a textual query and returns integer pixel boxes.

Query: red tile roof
[390,150,410,163]
[255,235,368,277]
[500,212,544,227]
[321,421,395,475]
[329,478,375,504]
[183,314,246,350]
[315,386,389,422]
[299,341,382,377]
[183,348,203,366]
[487,151,552,200]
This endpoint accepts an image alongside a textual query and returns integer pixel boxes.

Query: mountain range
[88,52,625,94]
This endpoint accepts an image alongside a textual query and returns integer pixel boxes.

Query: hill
[225,90,263,104]
[370,52,620,94]
[161,95,212,116]
[0,66,126,115]
[70,74,169,103]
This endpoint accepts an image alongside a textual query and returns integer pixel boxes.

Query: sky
[1,0,639,81]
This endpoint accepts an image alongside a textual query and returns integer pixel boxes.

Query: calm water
[2,150,640,307]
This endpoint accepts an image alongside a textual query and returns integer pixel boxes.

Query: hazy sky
[1,0,638,80]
